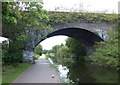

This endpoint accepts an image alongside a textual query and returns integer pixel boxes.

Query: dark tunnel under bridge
[38,27,104,47]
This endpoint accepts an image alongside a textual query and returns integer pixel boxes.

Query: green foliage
[118,14,120,28]
[48,12,117,25]
[2,2,23,39]
[21,2,51,30]
[47,45,62,63]
[2,2,52,39]
[2,2,52,64]
[56,45,71,64]
[47,37,87,65]
[66,37,87,60]
[2,40,23,65]
[49,45,62,54]
[47,29,118,69]
[89,29,119,68]
[2,2,52,41]
[34,45,43,56]
[56,45,70,58]
[2,34,29,65]
[2,2,22,24]
[42,49,48,54]
[2,63,31,83]
[34,54,40,60]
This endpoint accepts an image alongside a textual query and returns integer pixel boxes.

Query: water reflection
[58,65,69,78]
[66,61,96,84]
[57,60,118,84]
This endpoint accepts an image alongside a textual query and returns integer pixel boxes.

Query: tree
[49,45,62,54]
[89,29,119,68]
[56,45,70,64]
[34,45,43,56]
[2,2,51,39]
[56,45,70,58]
[66,37,87,60]
[42,49,48,54]
[47,45,63,63]
[2,2,52,64]
[2,2,22,39]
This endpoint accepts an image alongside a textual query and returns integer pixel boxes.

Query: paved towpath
[12,59,60,83]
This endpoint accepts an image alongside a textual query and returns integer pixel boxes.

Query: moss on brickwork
[48,12,117,25]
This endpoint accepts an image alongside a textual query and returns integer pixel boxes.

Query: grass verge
[2,63,32,83]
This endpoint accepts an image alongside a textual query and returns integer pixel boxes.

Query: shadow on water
[58,60,118,84]
[66,61,96,84]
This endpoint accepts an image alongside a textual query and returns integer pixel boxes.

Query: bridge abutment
[23,50,35,64]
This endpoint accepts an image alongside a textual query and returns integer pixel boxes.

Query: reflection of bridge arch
[38,28,104,47]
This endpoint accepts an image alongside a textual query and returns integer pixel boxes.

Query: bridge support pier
[23,50,35,64]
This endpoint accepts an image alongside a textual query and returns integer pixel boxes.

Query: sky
[40,36,68,50]
[0,0,119,50]
[43,0,119,13]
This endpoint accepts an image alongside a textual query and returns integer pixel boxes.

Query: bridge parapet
[50,22,116,32]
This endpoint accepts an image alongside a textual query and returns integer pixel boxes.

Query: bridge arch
[38,27,104,47]
[23,27,104,63]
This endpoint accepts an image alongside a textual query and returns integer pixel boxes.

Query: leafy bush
[89,29,119,68]
[34,45,43,56]
[2,40,23,65]
[47,37,87,64]
[66,37,87,60]
[2,2,52,65]
[34,54,40,60]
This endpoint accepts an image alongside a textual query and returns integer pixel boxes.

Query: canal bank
[48,58,118,84]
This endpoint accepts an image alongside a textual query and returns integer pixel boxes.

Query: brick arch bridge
[23,22,116,63]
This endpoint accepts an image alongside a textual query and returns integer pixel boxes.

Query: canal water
[53,60,118,84]
[49,29,118,84]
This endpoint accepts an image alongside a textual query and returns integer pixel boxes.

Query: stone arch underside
[38,28,104,47]
[23,27,104,63]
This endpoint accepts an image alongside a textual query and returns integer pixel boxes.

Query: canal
[52,60,118,84]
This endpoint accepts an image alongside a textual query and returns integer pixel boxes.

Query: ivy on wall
[48,12,117,25]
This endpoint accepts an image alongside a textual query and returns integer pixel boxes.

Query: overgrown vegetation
[46,28,118,69]
[2,63,32,83]
[2,2,51,84]
[2,2,51,64]
[48,12,117,24]
[89,29,119,68]
[46,37,87,65]
[34,45,43,56]
[2,40,24,65]
[34,54,40,60]
[66,38,87,60]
